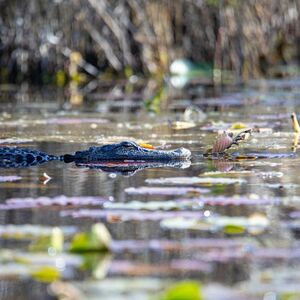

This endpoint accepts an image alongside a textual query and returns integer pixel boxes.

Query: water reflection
[1,78,300,299]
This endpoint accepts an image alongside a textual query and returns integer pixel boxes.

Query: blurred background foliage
[0,0,299,85]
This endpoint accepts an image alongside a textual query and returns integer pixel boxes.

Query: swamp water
[0,78,300,299]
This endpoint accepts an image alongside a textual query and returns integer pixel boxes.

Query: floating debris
[110,238,246,253]
[46,117,109,125]
[0,175,22,182]
[40,172,52,184]
[146,177,246,185]
[0,263,61,282]
[178,195,281,206]
[109,260,211,276]
[0,224,75,240]
[103,200,197,211]
[202,170,253,177]
[125,186,210,196]
[229,122,248,130]
[170,121,196,130]
[69,223,111,253]
[0,223,110,253]
[161,213,269,234]
[158,281,203,300]
[0,195,109,210]
[62,209,206,222]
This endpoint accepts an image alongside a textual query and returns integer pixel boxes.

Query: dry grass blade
[291,112,300,133]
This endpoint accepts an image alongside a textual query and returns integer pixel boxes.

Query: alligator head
[63,141,191,164]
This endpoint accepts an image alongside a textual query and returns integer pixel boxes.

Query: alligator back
[0,147,61,168]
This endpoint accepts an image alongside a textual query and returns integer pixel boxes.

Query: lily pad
[0,175,22,182]
[145,177,246,185]
[62,209,206,222]
[159,281,203,300]
[31,266,60,282]
[125,186,210,196]
[161,214,269,234]
[110,238,244,253]
[103,200,197,211]
[0,195,109,210]
[69,223,111,253]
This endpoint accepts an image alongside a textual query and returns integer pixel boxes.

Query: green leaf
[223,224,246,235]
[29,227,64,252]
[160,281,203,300]
[69,223,111,253]
[31,266,60,282]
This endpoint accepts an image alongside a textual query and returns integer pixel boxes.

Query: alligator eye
[120,141,137,149]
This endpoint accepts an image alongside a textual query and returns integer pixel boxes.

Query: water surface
[1,78,300,299]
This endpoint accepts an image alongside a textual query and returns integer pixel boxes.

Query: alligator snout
[174,147,191,159]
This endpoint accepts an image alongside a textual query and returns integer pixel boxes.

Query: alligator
[0,141,192,175]
[0,130,296,175]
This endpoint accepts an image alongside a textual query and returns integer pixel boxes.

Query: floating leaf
[69,223,111,253]
[110,238,244,253]
[202,170,252,177]
[46,117,108,125]
[81,253,112,279]
[103,200,197,211]
[159,281,203,300]
[188,195,281,206]
[0,195,109,210]
[170,121,196,130]
[229,122,248,130]
[0,175,22,182]
[0,224,75,240]
[161,215,269,234]
[146,177,246,185]
[125,186,210,196]
[31,266,60,282]
[248,213,270,235]
[223,225,245,235]
[109,260,211,276]
[0,264,29,280]
[29,227,64,252]
[62,209,205,222]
